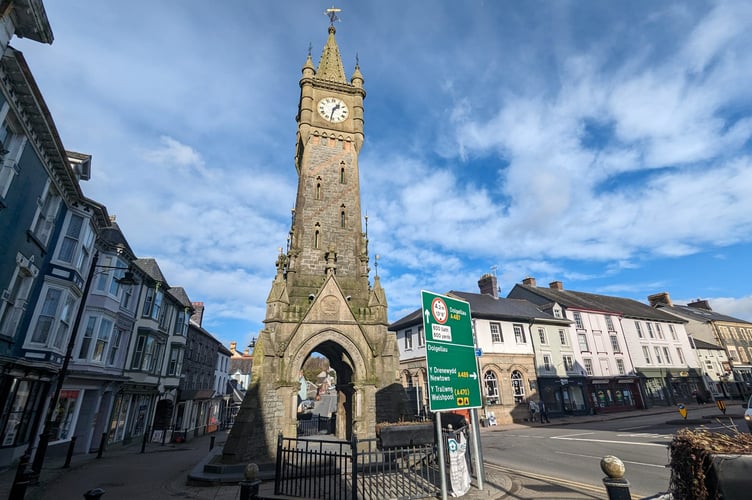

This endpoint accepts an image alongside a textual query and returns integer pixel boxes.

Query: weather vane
[325,5,341,26]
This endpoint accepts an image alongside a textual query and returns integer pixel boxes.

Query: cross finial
[325,5,341,26]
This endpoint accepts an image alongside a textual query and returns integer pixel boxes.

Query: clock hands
[329,102,341,120]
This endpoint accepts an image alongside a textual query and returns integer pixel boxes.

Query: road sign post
[422,291,482,412]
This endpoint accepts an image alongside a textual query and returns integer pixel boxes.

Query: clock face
[317,97,349,123]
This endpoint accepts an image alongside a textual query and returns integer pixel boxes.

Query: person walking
[528,399,538,422]
[538,399,551,423]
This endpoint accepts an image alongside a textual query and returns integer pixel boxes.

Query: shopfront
[586,377,644,412]
[638,368,704,407]
[537,376,589,416]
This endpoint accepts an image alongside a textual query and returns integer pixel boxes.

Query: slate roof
[661,304,752,325]
[389,291,568,331]
[448,291,568,324]
[510,284,685,323]
[166,286,192,309]
[133,258,168,286]
[691,337,724,350]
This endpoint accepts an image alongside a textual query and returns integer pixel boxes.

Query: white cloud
[14,0,752,344]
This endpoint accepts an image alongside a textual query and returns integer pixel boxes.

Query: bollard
[239,463,261,500]
[63,436,77,468]
[140,426,149,454]
[239,480,261,500]
[601,455,631,500]
[717,399,727,415]
[210,435,216,451]
[83,487,105,499]
[8,453,31,500]
[96,432,107,459]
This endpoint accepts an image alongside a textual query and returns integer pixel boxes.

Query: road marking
[616,433,671,439]
[556,451,667,469]
[551,435,667,447]
[618,425,650,431]
[485,462,644,499]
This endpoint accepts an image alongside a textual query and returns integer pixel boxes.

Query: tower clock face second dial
[318,97,349,123]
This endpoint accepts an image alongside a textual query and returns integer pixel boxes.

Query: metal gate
[275,431,461,500]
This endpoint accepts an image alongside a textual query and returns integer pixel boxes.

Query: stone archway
[288,332,369,440]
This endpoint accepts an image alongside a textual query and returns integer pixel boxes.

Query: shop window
[52,389,80,441]
[0,378,42,447]
[484,371,500,405]
[511,370,525,403]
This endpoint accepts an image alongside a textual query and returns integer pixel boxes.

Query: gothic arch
[287,328,368,383]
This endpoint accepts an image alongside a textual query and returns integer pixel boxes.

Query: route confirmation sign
[422,290,482,412]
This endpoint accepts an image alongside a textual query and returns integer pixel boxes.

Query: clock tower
[223,13,402,465]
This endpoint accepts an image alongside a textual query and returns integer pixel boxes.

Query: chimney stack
[478,274,499,299]
[688,299,712,311]
[549,281,563,290]
[522,277,537,287]
[229,341,237,355]
[647,292,673,307]
[191,301,205,326]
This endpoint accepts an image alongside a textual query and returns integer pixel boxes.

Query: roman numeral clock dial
[317,97,349,123]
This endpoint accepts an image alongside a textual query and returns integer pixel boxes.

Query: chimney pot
[478,273,499,299]
[688,299,712,311]
[647,292,673,307]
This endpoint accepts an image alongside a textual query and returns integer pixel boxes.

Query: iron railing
[276,426,470,500]
[297,414,335,436]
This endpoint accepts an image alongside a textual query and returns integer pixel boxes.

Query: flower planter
[378,423,435,449]
[706,454,752,499]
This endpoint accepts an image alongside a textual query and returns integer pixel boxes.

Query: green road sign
[421,290,482,412]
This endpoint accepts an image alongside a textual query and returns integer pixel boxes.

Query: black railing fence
[275,425,472,500]
[297,414,335,436]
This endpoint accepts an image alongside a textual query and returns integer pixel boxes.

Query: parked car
[745,395,752,432]
[298,399,315,413]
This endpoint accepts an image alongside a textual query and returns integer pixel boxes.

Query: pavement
[0,401,746,500]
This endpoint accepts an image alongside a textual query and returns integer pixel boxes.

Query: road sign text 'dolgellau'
[421,291,482,412]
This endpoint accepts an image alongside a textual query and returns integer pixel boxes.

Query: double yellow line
[484,462,644,500]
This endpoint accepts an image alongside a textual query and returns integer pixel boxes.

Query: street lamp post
[29,251,137,474]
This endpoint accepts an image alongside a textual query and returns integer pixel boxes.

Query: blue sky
[15,0,752,349]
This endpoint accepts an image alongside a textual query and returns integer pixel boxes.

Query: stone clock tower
[223,16,402,465]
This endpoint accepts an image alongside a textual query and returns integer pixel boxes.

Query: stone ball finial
[600,455,625,479]
[245,463,259,480]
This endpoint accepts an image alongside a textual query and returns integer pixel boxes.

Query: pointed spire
[316,26,347,83]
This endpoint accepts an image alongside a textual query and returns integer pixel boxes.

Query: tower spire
[317,6,347,83]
